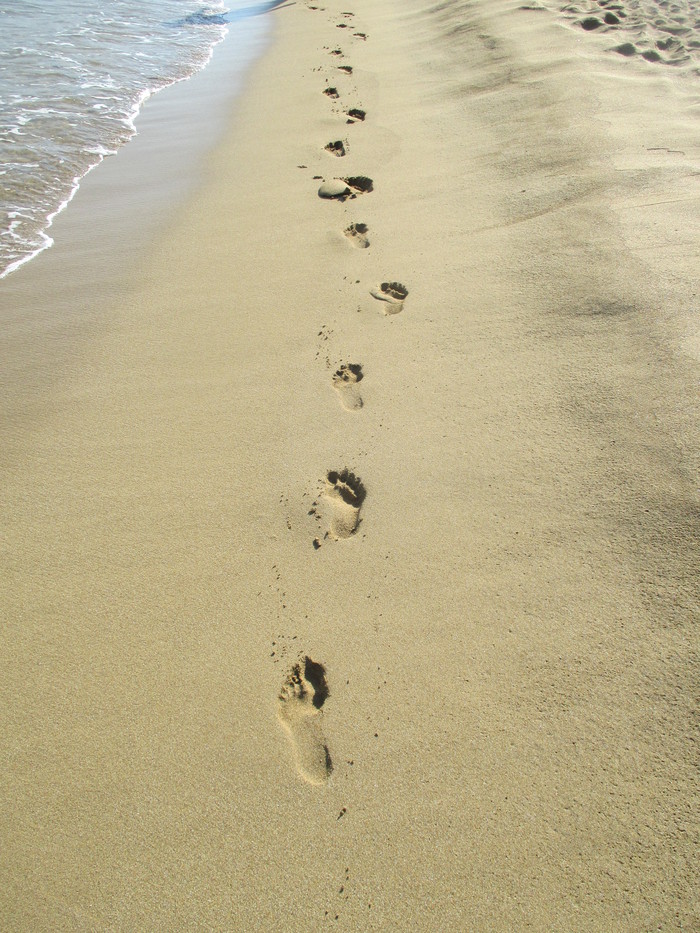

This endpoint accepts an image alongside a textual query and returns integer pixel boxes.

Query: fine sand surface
[1,0,699,929]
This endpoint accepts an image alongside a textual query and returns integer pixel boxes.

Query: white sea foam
[0,0,235,279]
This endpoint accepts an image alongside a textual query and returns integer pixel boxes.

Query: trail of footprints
[278,2,407,792]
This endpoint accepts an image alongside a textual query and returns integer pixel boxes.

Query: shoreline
[1,0,698,929]
[0,10,275,426]
[0,10,272,288]
[0,32,227,284]
[2,1,300,284]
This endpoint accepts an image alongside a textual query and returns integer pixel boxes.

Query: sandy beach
[1,0,698,929]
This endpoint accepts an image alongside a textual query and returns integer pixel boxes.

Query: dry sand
[1,0,698,929]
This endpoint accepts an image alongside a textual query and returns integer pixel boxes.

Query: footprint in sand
[325,468,366,538]
[278,656,332,785]
[323,86,340,99]
[333,363,364,411]
[370,281,409,314]
[345,175,373,193]
[344,222,370,248]
[346,108,366,123]
[325,139,346,157]
[318,176,373,201]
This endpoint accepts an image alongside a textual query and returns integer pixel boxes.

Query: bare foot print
[318,176,373,201]
[278,657,332,785]
[345,175,373,193]
[344,222,369,248]
[370,281,408,314]
[325,139,346,157]
[333,363,364,410]
[325,468,366,537]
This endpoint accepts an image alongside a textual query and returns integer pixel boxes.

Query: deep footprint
[370,281,409,314]
[278,657,332,785]
[346,175,373,192]
[346,108,366,123]
[325,468,366,537]
[344,222,370,248]
[332,363,364,410]
[323,86,340,99]
[325,140,346,157]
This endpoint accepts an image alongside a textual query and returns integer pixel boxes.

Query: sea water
[0,1,273,280]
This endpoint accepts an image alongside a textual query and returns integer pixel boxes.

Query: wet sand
[1,0,698,929]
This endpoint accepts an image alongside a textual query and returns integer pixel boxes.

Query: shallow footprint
[325,468,366,537]
[333,363,364,410]
[278,657,332,785]
[370,281,409,314]
[344,222,370,248]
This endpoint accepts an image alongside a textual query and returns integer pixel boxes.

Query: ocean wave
[0,0,229,279]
